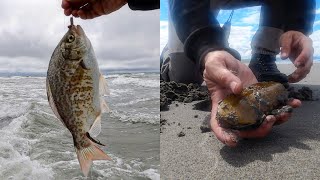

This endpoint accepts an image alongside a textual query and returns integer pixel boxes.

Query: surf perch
[46,18,111,176]
[216,82,292,130]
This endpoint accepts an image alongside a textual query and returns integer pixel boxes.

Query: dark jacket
[128,0,160,10]
[169,0,315,69]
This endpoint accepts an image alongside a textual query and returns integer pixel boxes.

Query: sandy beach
[160,63,320,179]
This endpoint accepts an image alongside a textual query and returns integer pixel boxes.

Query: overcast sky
[0,0,159,73]
[160,0,320,61]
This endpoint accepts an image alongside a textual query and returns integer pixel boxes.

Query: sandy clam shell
[216,82,288,130]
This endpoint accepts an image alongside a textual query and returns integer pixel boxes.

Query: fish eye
[68,35,75,43]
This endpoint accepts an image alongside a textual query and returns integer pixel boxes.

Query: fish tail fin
[75,138,112,177]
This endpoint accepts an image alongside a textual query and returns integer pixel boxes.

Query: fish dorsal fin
[99,73,110,95]
[99,73,110,113]
[88,115,102,137]
[100,97,110,113]
[46,78,67,128]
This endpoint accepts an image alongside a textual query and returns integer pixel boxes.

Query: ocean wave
[0,76,159,179]
[0,76,46,80]
[110,110,159,125]
[114,98,154,106]
[109,88,132,97]
[111,77,159,88]
[88,157,159,180]
[141,169,160,180]
[0,113,54,179]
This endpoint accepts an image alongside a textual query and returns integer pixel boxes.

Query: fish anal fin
[46,78,67,128]
[76,138,111,177]
[88,115,101,137]
[99,73,110,95]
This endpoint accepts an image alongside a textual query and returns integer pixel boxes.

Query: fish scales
[46,23,110,176]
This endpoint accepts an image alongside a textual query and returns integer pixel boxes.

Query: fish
[46,20,111,176]
[216,82,292,130]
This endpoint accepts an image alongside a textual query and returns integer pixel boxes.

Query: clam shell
[216,82,288,130]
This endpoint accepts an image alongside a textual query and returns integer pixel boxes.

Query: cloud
[159,22,256,60]
[0,0,159,72]
[310,29,320,57]
[160,21,168,53]
[316,8,320,14]
[314,20,320,26]
[228,26,256,59]
[240,12,260,25]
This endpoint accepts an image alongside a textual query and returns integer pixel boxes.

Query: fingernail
[281,52,287,58]
[266,116,275,123]
[230,81,237,92]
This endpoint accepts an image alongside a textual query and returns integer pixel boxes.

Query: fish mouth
[69,25,85,36]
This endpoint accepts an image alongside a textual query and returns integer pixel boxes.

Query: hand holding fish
[62,0,127,19]
[280,31,314,83]
[203,51,301,147]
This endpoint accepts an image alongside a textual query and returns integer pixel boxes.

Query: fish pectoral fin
[88,115,102,137]
[46,78,67,128]
[99,73,110,95]
[80,59,90,70]
[76,137,111,177]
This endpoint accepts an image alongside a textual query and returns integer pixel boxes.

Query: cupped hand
[203,51,301,147]
[62,0,127,19]
[280,31,314,83]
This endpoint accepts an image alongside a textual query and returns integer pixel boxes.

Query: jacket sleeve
[169,0,227,67]
[127,0,160,10]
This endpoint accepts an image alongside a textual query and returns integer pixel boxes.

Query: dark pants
[160,0,315,84]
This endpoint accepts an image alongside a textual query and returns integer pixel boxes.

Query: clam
[216,82,292,130]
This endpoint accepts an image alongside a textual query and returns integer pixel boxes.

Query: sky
[160,0,320,61]
[0,0,159,73]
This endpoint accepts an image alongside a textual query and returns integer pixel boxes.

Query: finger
[212,68,242,94]
[274,112,291,125]
[211,117,239,147]
[77,9,87,19]
[294,40,313,67]
[237,116,276,138]
[72,10,79,17]
[288,65,311,83]
[280,33,293,59]
[287,98,301,108]
[61,1,70,9]
[62,0,70,9]
[85,11,99,19]
[210,98,238,147]
[288,57,312,83]
[93,2,108,16]
[64,8,72,16]
[288,71,306,83]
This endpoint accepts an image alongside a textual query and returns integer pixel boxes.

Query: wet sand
[160,63,320,179]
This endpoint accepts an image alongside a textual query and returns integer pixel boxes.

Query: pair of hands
[62,0,127,19]
[204,31,313,147]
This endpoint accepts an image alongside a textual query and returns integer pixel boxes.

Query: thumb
[213,68,242,94]
[230,80,242,94]
[280,33,293,59]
